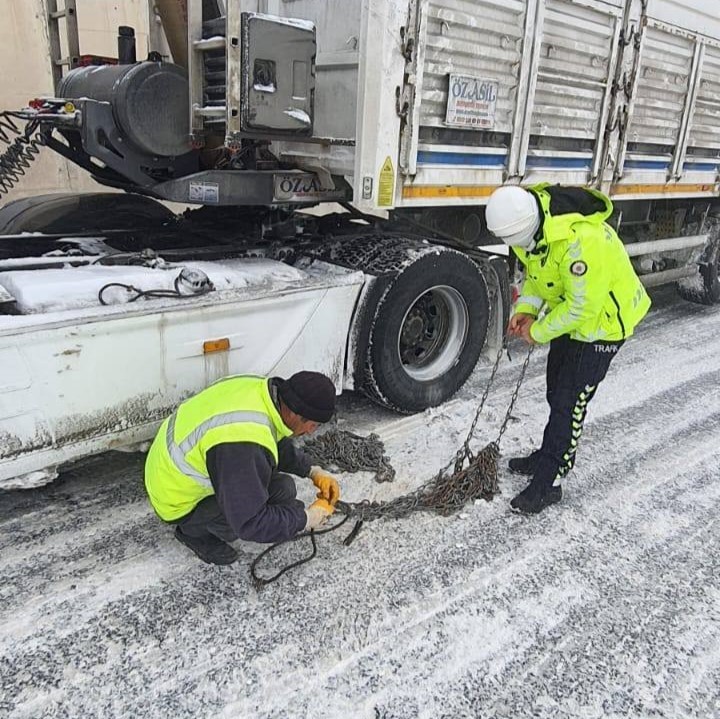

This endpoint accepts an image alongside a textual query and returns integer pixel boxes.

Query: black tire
[359,248,490,412]
[0,193,175,234]
[677,238,720,305]
[487,255,511,332]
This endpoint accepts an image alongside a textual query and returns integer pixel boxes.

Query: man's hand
[309,466,340,506]
[507,312,535,338]
[518,319,537,345]
[304,498,334,531]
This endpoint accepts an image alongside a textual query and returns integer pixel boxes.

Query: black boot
[510,481,562,514]
[507,451,540,476]
[175,527,239,565]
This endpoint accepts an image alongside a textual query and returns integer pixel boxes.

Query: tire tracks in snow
[236,422,720,719]
[218,348,720,717]
[1,292,720,718]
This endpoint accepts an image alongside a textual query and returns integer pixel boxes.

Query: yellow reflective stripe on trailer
[402,184,498,199]
[402,182,719,201]
[610,183,718,196]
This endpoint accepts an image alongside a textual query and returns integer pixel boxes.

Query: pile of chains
[339,445,499,523]
[303,429,395,483]
[0,112,47,196]
[341,340,533,524]
[251,340,535,587]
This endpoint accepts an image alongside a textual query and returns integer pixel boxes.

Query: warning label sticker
[189,182,220,204]
[378,157,395,207]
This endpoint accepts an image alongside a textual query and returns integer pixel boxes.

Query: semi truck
[0,0,719,489]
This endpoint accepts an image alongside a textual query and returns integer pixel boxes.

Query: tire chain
[321,340,535,523]
[251,341,534,585]
[303,429,396,483]
[310,233,430,275]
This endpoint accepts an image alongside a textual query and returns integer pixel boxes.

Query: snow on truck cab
[1,0,720,489]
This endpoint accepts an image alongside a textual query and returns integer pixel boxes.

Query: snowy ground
[1,287,719,719]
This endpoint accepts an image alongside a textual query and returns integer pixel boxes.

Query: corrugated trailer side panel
[399,0,530,204]
[398,0,527,204]
[612,0,720,199]
[615,23,698,184]
[360,0,720,211]
[396,0,624,206]
[521,0,621,183]
[687,45,720,161]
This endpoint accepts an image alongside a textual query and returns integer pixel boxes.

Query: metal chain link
[341,340,534,523]
[303,429,395,483]
[450,339,512,473]
[494,341,536,446]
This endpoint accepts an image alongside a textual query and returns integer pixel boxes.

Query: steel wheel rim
[398,285,469,382]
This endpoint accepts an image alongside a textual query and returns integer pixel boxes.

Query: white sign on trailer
[445,73,498,129]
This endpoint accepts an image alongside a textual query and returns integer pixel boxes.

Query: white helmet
[486,186,541,250]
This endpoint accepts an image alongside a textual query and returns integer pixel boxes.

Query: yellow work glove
[309,465,340,506]
[304,498,334,531]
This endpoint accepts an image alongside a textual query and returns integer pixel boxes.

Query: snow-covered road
[2,288,719,719]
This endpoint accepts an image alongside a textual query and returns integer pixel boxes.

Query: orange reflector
[203,338,230,354]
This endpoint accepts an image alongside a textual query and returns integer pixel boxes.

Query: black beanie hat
[277,371,336,423]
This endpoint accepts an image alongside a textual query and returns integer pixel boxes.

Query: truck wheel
[677,238,720,305]
[0,192,174,234]
[359,248,489,412]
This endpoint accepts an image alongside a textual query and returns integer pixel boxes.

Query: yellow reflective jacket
[512,184,651,344]
[144,375,293,522]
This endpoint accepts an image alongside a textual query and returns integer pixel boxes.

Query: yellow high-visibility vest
[144,376,293,521]
[513,183,651,343]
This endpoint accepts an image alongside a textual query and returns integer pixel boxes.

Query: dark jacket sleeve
[276,437,313,477]
[206,442,306,543]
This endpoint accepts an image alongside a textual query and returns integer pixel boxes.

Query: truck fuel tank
[58,61,190,157]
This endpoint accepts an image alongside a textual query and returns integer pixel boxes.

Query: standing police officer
[145,371,341,564]
[486,183,651,514]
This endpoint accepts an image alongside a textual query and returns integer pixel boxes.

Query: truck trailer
[0,0,718,488]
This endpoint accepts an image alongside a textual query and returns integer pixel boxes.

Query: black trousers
[533,335,623,488]
[174,472,302,542]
